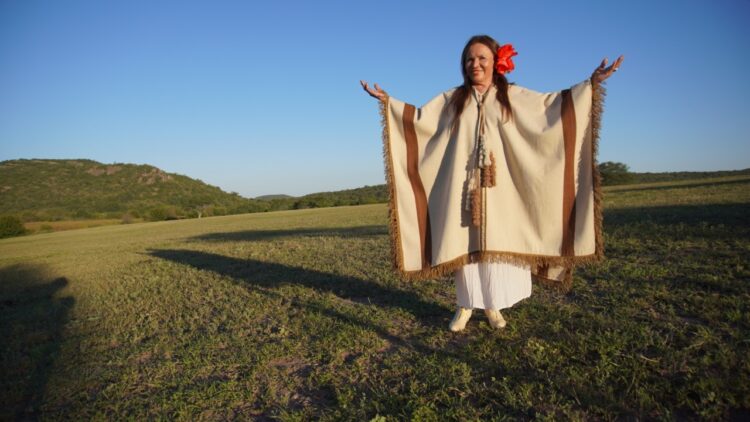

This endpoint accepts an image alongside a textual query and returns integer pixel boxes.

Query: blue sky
[1,0,749,197]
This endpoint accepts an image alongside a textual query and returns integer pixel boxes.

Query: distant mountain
[0,159,266,221]
[255,194,295,201]
[289,184,387,209]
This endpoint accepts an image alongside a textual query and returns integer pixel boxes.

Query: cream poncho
[380,79,605,288]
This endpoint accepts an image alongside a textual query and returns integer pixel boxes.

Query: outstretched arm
[360,80,386,101]
[591,55,624,84]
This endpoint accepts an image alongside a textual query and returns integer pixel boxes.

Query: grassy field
[1,176,749,420]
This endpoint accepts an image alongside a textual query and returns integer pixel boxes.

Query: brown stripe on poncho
[379,80,605,289]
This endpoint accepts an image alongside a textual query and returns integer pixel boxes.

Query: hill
[0,159,388,222]
[0,159,266,221]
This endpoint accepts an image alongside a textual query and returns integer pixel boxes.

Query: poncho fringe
[380,80,606,290]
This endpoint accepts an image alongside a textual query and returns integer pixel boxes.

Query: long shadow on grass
[188,225,387,243]
[595,202,750,304]
[148,249,456,354]
[604,202,750,230]
[0,264,74,421]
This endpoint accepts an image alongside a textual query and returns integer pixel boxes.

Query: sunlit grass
[1,178,749,420]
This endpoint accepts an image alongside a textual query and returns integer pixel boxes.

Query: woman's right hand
[360,80,386,101]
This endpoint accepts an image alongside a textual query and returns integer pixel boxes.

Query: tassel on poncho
[379,80,605,289]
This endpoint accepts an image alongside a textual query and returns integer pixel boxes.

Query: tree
[598,161,634,186]
[194,204,214,218]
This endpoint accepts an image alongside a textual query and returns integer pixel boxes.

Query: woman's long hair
[449,35,513,122]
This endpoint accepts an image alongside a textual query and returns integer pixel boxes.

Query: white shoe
[449,307,473,332]
[484,309,506,329]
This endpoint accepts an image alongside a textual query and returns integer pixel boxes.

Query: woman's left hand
[591,55,624,83]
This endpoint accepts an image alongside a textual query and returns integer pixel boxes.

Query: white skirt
[455,262,532,310]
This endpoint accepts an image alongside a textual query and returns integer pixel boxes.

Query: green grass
[1,176,749,420]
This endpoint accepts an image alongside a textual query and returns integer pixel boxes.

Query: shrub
[148,206,179,221]
[0,215,27,239]
[599,161,635,186]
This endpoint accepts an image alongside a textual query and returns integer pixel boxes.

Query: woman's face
[464,43,494,87]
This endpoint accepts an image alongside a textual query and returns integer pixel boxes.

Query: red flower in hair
[495,44,518,75]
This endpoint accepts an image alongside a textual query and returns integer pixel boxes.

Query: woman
[362,35,622,332]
